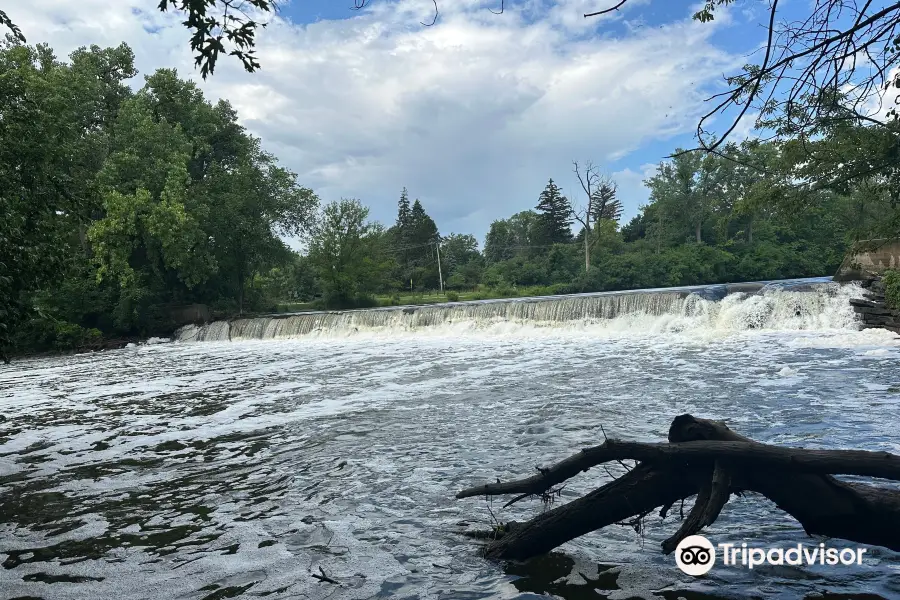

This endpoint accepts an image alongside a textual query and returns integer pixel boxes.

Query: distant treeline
[3,40,898,359]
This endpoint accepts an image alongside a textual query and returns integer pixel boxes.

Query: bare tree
[571,161,619,272]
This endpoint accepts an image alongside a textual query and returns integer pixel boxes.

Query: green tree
[441,233,482,289]
[535,179,573,245]
[308,199,393,307]
[202,142,318,313]
[0,41,136,360]
[484,211,540,264]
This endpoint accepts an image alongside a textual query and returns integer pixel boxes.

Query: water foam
[175,280,875,343]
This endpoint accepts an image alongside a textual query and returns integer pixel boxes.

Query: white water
[176,280,864,343]
[4,278,900,600]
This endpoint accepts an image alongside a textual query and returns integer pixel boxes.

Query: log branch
[457,438,900,501]
[455,414,900,559]
[661,461,732,554]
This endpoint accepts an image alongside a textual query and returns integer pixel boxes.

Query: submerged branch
[457,438,900,500]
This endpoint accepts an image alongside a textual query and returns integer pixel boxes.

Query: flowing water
[2,279,900,600]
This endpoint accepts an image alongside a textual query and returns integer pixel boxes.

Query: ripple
[1,329,899,599]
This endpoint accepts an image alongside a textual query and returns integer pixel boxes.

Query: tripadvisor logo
[674,535,868,576]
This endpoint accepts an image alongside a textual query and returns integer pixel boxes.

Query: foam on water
[175,280,869,344]
[3,278,900,600]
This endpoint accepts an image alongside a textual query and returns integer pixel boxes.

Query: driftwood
[455,414,900,560]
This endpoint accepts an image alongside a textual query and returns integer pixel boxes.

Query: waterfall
[174,278,866,343]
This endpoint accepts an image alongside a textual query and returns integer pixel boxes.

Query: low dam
[176,277,857,343]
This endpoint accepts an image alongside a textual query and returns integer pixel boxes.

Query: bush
[53,322,101,351]
[445,291,460,302]
[317,292,379,310]
[884,270,900,310]
[490,284,517,298]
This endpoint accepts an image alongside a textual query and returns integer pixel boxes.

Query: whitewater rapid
[176,279,866,343]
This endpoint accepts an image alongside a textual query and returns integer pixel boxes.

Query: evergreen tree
[590,183,624,224]
[396,187,411,230]
[390,187,414,282]
[410,199,440,261]
[535,179,573,244]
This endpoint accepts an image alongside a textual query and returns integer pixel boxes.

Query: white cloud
[9,0,742,244]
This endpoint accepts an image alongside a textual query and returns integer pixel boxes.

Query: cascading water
[175,278,865,342]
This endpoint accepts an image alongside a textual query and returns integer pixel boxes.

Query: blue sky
[15,0,788,245]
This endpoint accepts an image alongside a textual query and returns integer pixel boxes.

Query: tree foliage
[535,179,573,245]
[0,41,316,359]
[308,199,392,307]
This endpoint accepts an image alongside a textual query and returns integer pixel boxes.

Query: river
[2,280,900,599]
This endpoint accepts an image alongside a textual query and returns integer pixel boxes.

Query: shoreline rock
[851,278,900,333]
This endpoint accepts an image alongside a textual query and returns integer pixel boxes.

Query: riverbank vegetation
[2,33,900,360]
[885,271,900,310]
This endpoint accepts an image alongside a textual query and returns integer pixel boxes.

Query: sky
[9,0,782,246]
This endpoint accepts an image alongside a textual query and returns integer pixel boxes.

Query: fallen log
[455,414,900,560]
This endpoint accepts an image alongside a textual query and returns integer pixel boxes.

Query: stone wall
[850,278,900,334]
[835,238,900,282]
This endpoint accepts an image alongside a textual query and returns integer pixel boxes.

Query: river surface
[2,282,900,599]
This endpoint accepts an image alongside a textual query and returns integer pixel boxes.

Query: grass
[270,285,567,314]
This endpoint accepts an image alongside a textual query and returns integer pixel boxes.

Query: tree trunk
[583,226,590,272]
[237,269,245,316]
[455,414,900,560]
[747,217,754,244]
[695,220,702,243]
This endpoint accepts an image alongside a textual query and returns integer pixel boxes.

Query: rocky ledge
[851,278,900,333]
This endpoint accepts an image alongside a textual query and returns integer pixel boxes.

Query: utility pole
[435,240,444,294]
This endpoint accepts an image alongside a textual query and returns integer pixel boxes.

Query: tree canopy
[0,40,316,360]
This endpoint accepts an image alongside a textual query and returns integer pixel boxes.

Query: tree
[409,200,439,248]
[441,233,482,288]
[406,199,441,288]
[457,414,900,560]
[535,179,573,245]
[0,41,137,361]
[589,182,623,225]
[642,151,724,246]
[3,2,281,79]
[396,187,412,230]
[484,211,540,264]
[87,66,318,316]
[582,1,900,155]
[308,199,392,306]
[571,161,618,272]
[202,143,318,313]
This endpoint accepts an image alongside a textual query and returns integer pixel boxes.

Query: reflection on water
[2,294,900,599]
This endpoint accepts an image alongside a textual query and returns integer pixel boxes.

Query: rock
[850,298,879,308]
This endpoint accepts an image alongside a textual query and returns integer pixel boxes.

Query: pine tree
[535,179,573,244]
[391,187,415,283]
[590,183,623,223]
[396,187,411,230]
[410,199,439,251]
